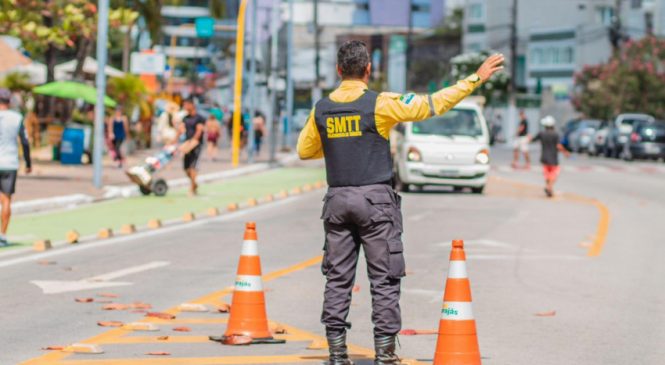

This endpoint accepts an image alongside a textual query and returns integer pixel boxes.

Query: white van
[392,101,490,193]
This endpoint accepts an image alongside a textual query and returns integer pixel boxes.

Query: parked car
[622,120,665,161]
[561,119,583,150]
[587,121,611,156]
[392,101,490,194]
[567,119,602,153]
[605,113,655,158]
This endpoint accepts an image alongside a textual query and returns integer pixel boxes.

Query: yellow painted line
[31,355,332,365]
[491,175,611,257]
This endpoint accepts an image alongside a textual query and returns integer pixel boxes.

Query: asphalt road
[2,147,664,365]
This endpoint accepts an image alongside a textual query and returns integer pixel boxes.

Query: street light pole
[232,0,249,167]
[93,0,110,189]
[268,0,280,164]
[247,0,258,163]
[284,0,294,150]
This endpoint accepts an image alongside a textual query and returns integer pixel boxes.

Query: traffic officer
[297,40,504,365]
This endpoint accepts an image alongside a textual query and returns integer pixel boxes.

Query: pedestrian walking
[205,114,221,161]
[297,40,503,364]
[0,89,31,247]
[179,99,204,196]
[531,115,570,198]
[252,111,267,155]
[512,109,531,169]
[106,107,130,168]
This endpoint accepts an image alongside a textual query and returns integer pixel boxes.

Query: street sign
[195,17,215,38]
[130,52,166,75]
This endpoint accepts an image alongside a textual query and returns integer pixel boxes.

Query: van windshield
[412,109,483,138]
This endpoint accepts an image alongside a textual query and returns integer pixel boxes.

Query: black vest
[314,90,393,187]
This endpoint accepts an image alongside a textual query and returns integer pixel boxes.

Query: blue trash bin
[60,128,85,165]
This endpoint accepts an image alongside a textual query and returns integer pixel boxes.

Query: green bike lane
[4,167,325,249]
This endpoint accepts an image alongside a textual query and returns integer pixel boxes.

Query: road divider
[207,207,220,217]
[183,212,196,222]
[227,202,239,212]
[247,198,259,207]
[66,230,80,244]
[98,228,113,239]
[147,219,162,229]
[33,240,52,252]
[120,224,137,235]
[433,240,481,365]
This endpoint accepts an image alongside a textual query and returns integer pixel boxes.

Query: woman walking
[107,108,130,168]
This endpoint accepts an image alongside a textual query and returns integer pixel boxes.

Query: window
[631,0,642,9]
[597,6,615,26]
[563,47,574,63]
[530,48,543,64]
[468,3,483,20]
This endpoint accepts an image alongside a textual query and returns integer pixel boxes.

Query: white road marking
[0,193,313,269]
[31,261,171,294]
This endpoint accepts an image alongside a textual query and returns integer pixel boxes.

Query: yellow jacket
[297,74,482,159]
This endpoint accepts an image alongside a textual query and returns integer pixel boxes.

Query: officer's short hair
[337,40,370,79]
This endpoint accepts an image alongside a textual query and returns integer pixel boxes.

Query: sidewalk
[13,145,296,212]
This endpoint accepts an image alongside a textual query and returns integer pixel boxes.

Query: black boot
[326,332,353,365]
[374,335,402,365]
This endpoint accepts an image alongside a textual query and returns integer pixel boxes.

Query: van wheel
[471,186,485,194]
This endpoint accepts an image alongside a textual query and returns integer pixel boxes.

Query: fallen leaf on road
[146,351,171,356]
[172,327,191,332]
[37,260,56,265]
[157,336,169,341]
[98,293,118,298]
[97,321,124,327]
[131,310,148,314]
[102,303,129,311]
[95,299,113,303]
[216,304,231,313]
[271,325,287,334]
[399,329,437,336]
[146,312,176,320]
[222,335,252,346]
[75,298,94,303]
[42,346,64,351]
[131,302,152,310]
[307,339,328,350]
[534,310,557,317]
[352,285,360,292]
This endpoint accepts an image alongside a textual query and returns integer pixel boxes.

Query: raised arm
[374,54,505,139]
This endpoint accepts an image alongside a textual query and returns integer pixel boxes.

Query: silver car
[392,102,490,194]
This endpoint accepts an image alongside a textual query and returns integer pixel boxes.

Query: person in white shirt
[0,88,32,246]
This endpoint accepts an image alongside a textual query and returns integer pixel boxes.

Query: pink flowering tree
[572,36,665,120]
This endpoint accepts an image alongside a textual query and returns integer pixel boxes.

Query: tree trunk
[72,38,91,81]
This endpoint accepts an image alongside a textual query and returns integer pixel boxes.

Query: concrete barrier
[98,228,113,239]
[66,230,80,244]
[33,239,52,252]
[147,219,162,229]
[183,212,196,222]
[120,224,137,235]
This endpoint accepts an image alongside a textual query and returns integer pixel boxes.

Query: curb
[13,154,299,215]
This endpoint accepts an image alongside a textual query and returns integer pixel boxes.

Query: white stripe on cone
[447,261,468,279]
[234,274,264,292]
[441,301,474,320]
[241,240,259,256]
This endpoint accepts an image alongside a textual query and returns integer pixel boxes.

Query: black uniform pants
[320,184,405,337]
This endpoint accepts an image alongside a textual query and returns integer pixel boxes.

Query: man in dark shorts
[531,116,570,197]
[180,99,205,195]
[0,88,31,246]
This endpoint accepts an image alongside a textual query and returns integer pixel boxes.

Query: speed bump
[98,228,113,239]
[183,212,196,222]
[66,230,80,244]
[120,224,136,235]
[33,239,52,252]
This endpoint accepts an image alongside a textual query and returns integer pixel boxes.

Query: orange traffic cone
[433,239,481,365]
[222,222,283,344]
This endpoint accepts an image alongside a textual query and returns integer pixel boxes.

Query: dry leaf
[131,302,152,310]
[102,303,129,311]
[352,285,360,292]
[172,327,191,332]
[42,346,64,351]
[75,298,94,303]
[535,310,557,317]
[97,321,124,327]
[95,299,113,303]
[146,351,171,356]
[37,260,56,265]
[157,336,169,341]
[222,335,252,345]
[131,310,148,314]
[98,293,119,298]
[271,325,287,334]
[146,312,176,320]
[399,329,437,335]
[216,304,231,313]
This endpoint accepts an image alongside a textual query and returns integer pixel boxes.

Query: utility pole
[247,0,258,163]
[268,0,280,164]
[311,0,322,105]
[93,0,110,188]
[284,0,295,150]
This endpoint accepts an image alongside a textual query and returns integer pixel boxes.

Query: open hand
[476,54,505,83]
